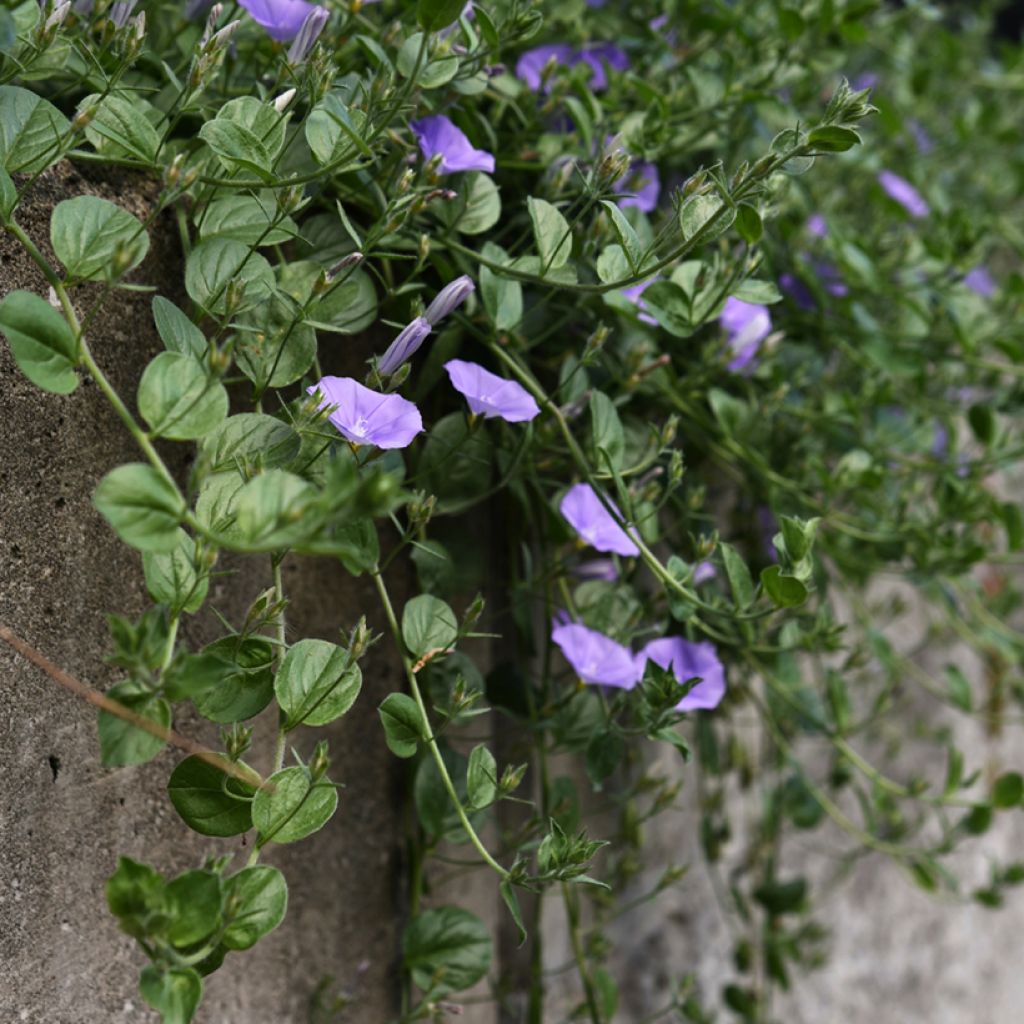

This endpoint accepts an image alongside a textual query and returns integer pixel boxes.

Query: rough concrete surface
[0,165,407,1023]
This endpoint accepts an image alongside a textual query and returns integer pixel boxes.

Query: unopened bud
[462,593,485,630]
[71,105,97,132]
[164,152,187,189]
[223,278,247,315]
[309,740,330,781]
[583,323,610,358]
[44,0,71,31]
[500,762,527,794]
[424,275,474,326]
[273,88,296,113]
[397,168,415,195]
[223,724,253,760]
[325,250,364,281]
[682,170,706,196]
[408,492,436,528]
[197,1,222,44]
[109,0,136,29]
[660,414,678,446]
[377,316,432,376]
[287,6,329,66]
[417,234,430,264]
[668,449,684,486]
[348,616,374,659]
[279,185,305,215]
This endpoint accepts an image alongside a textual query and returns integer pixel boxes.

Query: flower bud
[223,278,247,316]
[500,762,527,795]
[197,1,222,44]
[44,0,71,32]
[377,316,432,376]
[71,104,97,133]
[109,0,136,29]
[309,740,331,781]
[273,88,296,114]
[462,592,485,630]
[397,168,415,195]
[348,616,375,660]
[287,6,329,66]
[164,152,187,189]
[325,251,364,281]
[424,275,474,326]
[223,724,253,760]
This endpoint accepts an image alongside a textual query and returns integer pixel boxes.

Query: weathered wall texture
[539,578,1024,1023]
[0,165,407,1022]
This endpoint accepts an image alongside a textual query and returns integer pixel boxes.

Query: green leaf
[0,165,16,220]
[499,879,527,946]
[222,866,288,950]
[166,870,223,947]
[586,730,624,784]
[106,856,166,939]
[735,203,763,243]
[733,278,783,305]
[760,565,808,608]
[403,906,493,993]
[480,242,522,331]
[527,196,573,270]
[50,195,149,282]
[679,193,734,245]
[992,772,1023,809]
[305,92,369,167]
[0,288,79,393]
[944,664,972,711]
[417,0,468,31]
[143,529,208,614]
[753,877,807,916]
[807,126,861,152]
[139,966,202,1024]
[199,195,297,247]
[232,469,321,551]
[398,33,461,89]
[193,636,276,723]
[450,172,501,234]
[640,281,693,337]
[0,85,70,174]
[167,755,256,836]
[203,413,301,473]
[720,542,754,608]
[275,638,362,728]
[234,290,318,387]
[252,766,338,845]
[466,744,497,810]
[79,92,162,163]
[98,680,171,766]
[419,412,494,511]
[185,238,275,316]
[137,352,228,441]
[308,268,378,335]
[402,594,458,659]
[588,391,625,471]
[152,296,207,358]
[600,200,644,274]
[93,463,184,552]
[199,97,287,180]
[378,692,425,758]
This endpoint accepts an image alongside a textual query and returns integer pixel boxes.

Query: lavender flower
[575,42,629,91]
[552,622,640,689]
[559,482,640,557]
[515,44,573,92]
[444,360,540,422]
[622,277,658,326]
[636,637,726,711]
[720,297,771,372]
[109,0,136,28]
[617,160,660,213]
[286,5,328,63]
[377,317,432,376]
[237,0,316,41]
[779,272,814,312]
[307,376,423,449]
[964,266,996,298]
[693,560,716,584]
[806,213,828,238]
[411,115,495,175]
[877,170,929,219]
[425,275,475,325]
[574,559,619,583]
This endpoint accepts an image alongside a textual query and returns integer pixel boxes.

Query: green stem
[371,568,509,881]
[562,882,602,1024]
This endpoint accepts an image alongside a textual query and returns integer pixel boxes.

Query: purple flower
[425,275,475,325]
[444,359,540,422]
[515,44,573,91]
[622,277,658,326]
[693,560,716,584]
[636,637,726,711]
[964,266,996,298]
[908,119,934,155]
[552,622,640,689]
[851,72,878,91]
[575,42,629,91]
[617,160,660,213]
[559,482,640,557]
[720,297,771,372]
[286,5,328,63]
[878,170,929,219]
[307,376,422,449]
[806,213,828,238]
[377,317,432,376]
[411,115,495,175]
[237,0,315,41]
[779,272,814,312]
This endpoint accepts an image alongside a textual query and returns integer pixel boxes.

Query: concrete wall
[0,164,408,1023]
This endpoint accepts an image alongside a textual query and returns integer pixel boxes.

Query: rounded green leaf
[202,413,301,473]
[276,638,362,728]
[138,352,228,441]
[0,288,79,394]
[466,744,497,810]
[166,869,223,947]
[0,85,70,174]
[193,636,275,723]
[402,594,458,659]
[98,681,170,766]
[222,866,288,950]
[252,766,338,845]
[50,195,149,282]
[185,237,275,316]
[378,692,424,758]
[167,754,256,837]
[143,529,208,614]
[139,966,202,1024]
[93,463,184,552]
[992,771,1023,809]
[403,905,493,994]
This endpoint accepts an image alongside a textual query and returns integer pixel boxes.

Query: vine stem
[370,568,510,881]
[0,624,262,789]
[562,882,603,1024]
[271,556,289,774]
